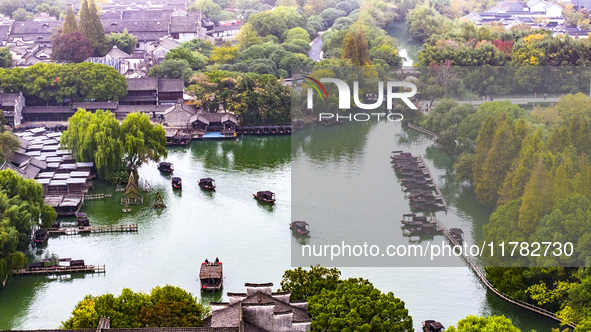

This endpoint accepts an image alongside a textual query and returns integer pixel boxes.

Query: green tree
[106,29,138,55]
[309,278,413,332]
[279,265,341,300]
[341,27,371,65]
[148,59,193,84]
[447,315,520,332]
[80,0,107,56]
[0,47,12,68]
[248,6,305,39]
[406,5,446,41]
[11,8,31,21]
[120,112,167,171]
[518,158,554,234]
[208,44,240,64]
[60,109,124,180]
[62,286,209,328]
[189,0,222,17]
[236,23,262,50]
[165,47,207,71]
[181,38,214,57]
[62,5,78,34]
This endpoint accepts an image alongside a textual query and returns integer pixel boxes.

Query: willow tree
[61,110,167,180]
[60,109,124,180]
[121,112,167,171]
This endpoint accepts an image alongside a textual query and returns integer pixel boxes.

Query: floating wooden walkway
[48,224,138,235]
[84,193,112,200]
[416,155,448,210]
[407,123,438,138]
[14,265,105,275]
[432,215,575,328]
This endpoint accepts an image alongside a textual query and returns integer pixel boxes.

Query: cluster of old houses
[462,0,591,37]
[0,128,93,216]
[0,76,238,137]
[0,0,242,71]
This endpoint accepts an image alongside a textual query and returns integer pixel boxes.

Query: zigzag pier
[432,215,575,328]
[14,265,106,276]
[48,224,138,235]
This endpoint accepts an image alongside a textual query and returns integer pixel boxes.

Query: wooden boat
[290,221,310,237]
[199,259,223,292]
[157,162,174,174]
[423,320,445,332]
[449,228,464,244]
[33,229,48,245]
[198,178,216,190]
[171,177,182,190]
[77,216,90,228]
[254,191,275,204]
[408,223,443,235]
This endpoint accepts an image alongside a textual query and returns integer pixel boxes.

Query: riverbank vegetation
[417,94,591,328]
[60,109,167,181]
[0,62,127,105]
[280,266,413,331]
[0,170,56,283]
[62,285,209,328]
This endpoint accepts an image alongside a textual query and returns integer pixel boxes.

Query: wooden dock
[408,123,438,138]
[14,265,105,275]
[48,224,138,235]
[432,215,575,328]
[84,193,112,200]
[416,155,448,210]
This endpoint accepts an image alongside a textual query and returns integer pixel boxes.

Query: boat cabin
[172,177,182,189]
[199,177,216,189]
[423,320,445,332]
[449,228,464,243]
[158,162,174,173]
[33,229,48,244]
[70,259,85,267]
[290,221,310,237]
[254,191,275,204]
[409,223,443,235]
[199,259,223,292]
[77,216,90,227]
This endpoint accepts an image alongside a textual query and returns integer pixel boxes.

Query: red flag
[55,77,59,83]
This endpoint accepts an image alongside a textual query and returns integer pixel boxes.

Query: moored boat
[423,320,445,332]
[172,177,182,190]
[449,228,464,244]
[33,229,48,245]
[199,258,223,292]
[158,162,174,174]
[290,221,310,237]
[198,178,216,190]
[254,191,275,204]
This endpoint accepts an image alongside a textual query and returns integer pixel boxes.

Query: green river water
[0,122,560,331]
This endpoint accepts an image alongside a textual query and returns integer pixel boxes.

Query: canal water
[0,122,559,331]
[386,21,423,66]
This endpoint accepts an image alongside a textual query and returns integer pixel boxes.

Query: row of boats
[391,151,445,211]
[157,162,276,203]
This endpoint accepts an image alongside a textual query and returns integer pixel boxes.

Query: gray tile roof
[158,78,184,92]
[127,77,159,91]
[170,16,199,33]
[10,20,60,35]
[121,9,174,20]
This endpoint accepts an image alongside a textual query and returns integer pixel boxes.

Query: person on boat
[215,257,219,264]
[205,258,209,264]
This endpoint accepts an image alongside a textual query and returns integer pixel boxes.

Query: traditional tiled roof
[10,21,60,35]
[170,16,200,33]
[121,9,174,20]
[0,93,22,106]
[105,45,131,58]
[72,102,119,110]
[157,37,181,51]
[127,77,159,91]
[158,78,184,93]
